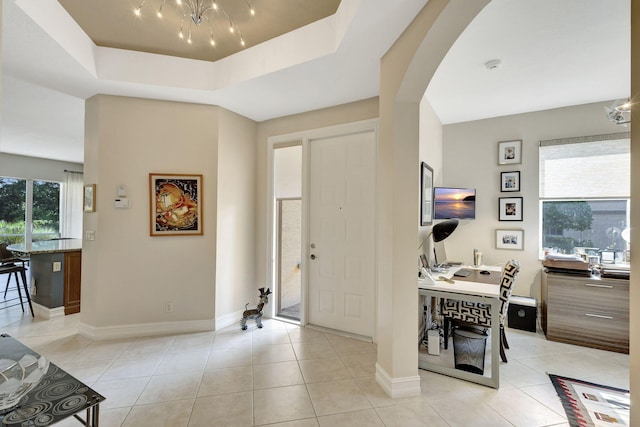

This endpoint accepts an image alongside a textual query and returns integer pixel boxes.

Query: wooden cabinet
[63,251,82,315]
[542,270,628,353]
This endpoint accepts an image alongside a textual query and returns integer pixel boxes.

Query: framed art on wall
[500,171,520,192]
[150,173,203,236]
[421,162,433,226]
[498,140,522,165]
[496,229,524,250]
[83,184,96,213]
[499,197,523,221]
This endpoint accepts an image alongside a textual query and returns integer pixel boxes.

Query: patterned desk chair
[441,259,521,363]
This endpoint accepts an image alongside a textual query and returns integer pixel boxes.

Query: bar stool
[0,263,34,317]
[1,242,30,298]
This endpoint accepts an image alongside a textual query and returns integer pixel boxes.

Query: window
[0,177,61,244]
[539,133,630,259]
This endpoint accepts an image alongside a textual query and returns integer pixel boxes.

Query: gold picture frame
[149,173,203,236]
[83,184,96,213]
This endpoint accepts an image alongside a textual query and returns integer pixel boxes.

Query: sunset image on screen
[433,187,476,219]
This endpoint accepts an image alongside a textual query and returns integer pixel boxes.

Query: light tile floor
[0,289,630,427]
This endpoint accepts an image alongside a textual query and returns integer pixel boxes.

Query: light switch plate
[52,262,61,272]
[114,198,130,209]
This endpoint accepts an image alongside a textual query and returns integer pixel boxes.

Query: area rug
[549,374,629,426]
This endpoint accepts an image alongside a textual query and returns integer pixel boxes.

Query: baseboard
[215,309,245,330]
[77,319,215,341]
[76,309,247,340]
[375,362,421,398]
[32,303,65,320]
[306,324,374,343]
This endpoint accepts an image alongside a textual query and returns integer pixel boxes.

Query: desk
[0,334,105,426]
[8,240,82,315]
[418,265,501,388]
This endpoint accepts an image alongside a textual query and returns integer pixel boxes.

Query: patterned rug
[549,374,629,426]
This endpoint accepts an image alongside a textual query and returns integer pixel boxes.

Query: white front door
[307,130,376,337]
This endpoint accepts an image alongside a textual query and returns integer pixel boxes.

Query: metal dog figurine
[241,287,272,330]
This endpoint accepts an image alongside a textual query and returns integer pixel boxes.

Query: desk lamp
[419,219,459,283]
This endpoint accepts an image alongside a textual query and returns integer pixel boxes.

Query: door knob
[310,254,317,260]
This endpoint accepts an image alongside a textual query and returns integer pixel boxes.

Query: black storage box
[508,296,537,332]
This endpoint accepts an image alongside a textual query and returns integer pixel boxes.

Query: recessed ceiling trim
[16,0,97,77]
[18,0,359,93]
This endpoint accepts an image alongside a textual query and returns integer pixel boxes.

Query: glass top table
[0,334,105,426]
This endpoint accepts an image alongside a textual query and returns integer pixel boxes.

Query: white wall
[441,100,625,300]
[274,146,302,199]
[0,153,82,182]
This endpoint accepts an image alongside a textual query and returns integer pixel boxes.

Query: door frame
[266,119,379,339]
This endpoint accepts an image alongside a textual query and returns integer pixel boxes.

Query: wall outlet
[85,230,95,241]
[52,262,61,272]
[166,302,174,313]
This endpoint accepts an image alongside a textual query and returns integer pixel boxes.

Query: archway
[375,0,489,397]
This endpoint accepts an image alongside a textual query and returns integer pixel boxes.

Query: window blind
[539,133,630,199]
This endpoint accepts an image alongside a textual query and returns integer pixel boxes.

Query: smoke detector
[485,59,502,70]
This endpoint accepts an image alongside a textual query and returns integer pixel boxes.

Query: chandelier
[134,0,255,47]
[605,98,631,125]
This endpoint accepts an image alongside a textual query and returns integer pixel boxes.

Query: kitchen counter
[8,238,82,255]
[7,239,82,316]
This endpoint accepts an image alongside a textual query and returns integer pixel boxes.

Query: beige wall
[629,1,638,424]
[215,108,258,322]
[81,95,256,336]
[442,101,625,300]
[376,0,488,396]
[255,97,379,285]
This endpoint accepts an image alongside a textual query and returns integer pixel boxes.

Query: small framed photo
[499,197,523,221]
[500,171,520,192]
[498,140,522,165]
[496,229,524,250]
[420,162,434,226]
[150,173,203,236]
[83,184,96,213]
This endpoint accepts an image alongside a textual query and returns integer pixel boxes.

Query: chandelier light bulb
[133,0,254,48]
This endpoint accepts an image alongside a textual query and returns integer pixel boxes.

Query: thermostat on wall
[114,198,130,209]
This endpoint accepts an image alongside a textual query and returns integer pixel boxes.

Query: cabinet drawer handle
[584,283,614,289]
[585,313,614,320]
